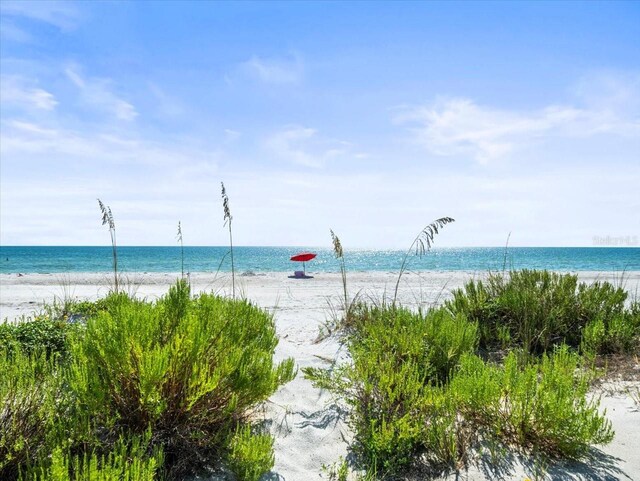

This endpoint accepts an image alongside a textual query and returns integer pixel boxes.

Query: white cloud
[264,126,358,168]
[0,75,58,110]
[65,66,138,121]
[224,129,241,143]
[395,73,640,164]
[265,126,319,167]
[0,119,218,170]
[240,54,303,84]
[0,1,82,31]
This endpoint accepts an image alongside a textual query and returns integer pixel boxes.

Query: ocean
[0,246,639,274]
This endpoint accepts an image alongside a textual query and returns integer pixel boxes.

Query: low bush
[0,349,60,481]
[347,304,478,384]
[306,303,615,478]
[450,348,613,458]
[1,280,294,481]
[307,305,477,474]
[0,317,71,358]
[227,426,276,481]
[67,279,295,479]
[447,270,639,355]
[23,435,163,481]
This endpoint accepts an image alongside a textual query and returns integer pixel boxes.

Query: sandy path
[1,271,639,480]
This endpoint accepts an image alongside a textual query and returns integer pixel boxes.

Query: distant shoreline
[1,245,639,274]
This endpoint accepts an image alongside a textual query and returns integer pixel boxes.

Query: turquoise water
[0,246,639,274]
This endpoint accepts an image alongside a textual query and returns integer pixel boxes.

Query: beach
[1,270,639,480]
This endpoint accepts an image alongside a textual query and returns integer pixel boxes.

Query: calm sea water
[0,246,639,274]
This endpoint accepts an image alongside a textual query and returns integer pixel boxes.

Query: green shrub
[451,348,613,458]
[0,317,71,358]
[227,426,275,481]
[349,304,478,384]
[67,280,295,479]
[307,305,477,474]
[0,349,60,481]
[447,270,638,355]
[23,435,163,481]
[307,302,615,478]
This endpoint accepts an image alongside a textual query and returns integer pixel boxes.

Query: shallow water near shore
[1,246,639,274]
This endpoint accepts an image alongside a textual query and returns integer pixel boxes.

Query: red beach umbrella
[290,252,317,275]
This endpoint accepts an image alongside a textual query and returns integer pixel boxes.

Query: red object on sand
[290,252,317,262]
[290,252,317,276]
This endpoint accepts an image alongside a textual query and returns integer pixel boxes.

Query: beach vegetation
[221,182,236,298]
[447,270,639,356]
[1,280,295,481]
[0,316,71,358]
[322,229,364,336]
[0,349,60,480]
[305,303,614,477]
[310,223,628,477]
[323,218,455,336]
[97,199,119,293]
[22,434,164,481]
[176,221,184,279]
[393,217,455,305]
[331,229,349,316]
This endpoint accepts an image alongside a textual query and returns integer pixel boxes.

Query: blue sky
[1,1,639,247]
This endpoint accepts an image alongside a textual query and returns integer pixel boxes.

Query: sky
[1,1,639,248]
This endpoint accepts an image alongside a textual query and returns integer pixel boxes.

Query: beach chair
[294,270,305,278]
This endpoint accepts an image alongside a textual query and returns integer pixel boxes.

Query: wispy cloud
[0,75,58,110]
[0,0,82,31]
[224,129,241,143]
[0,119,218,170]
[240,53,304,84]
[264,125,359,168]
[65,65,138,121]
[395,73,640,164]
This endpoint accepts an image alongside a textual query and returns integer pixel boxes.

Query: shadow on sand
[471,444,631,481]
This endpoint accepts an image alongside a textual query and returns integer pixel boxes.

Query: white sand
[1,270,639,480]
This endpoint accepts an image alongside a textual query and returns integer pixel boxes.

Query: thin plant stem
[177,221,184,278]
[330,229,348,312]
[97,199,118,294]
[221,182,235,298]
[393,217,455,306]
[502,231,512,273]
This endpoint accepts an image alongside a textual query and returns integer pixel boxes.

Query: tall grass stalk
[176,221,184,278]
[502,231,511,273]
[97,199,118,293]
[393,217,455,305]
[221,182,235,298]
[330,230,348,315]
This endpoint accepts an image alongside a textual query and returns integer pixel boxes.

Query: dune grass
[221,182,236,298]
[97,199,119,293]
[176,221,184,278]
